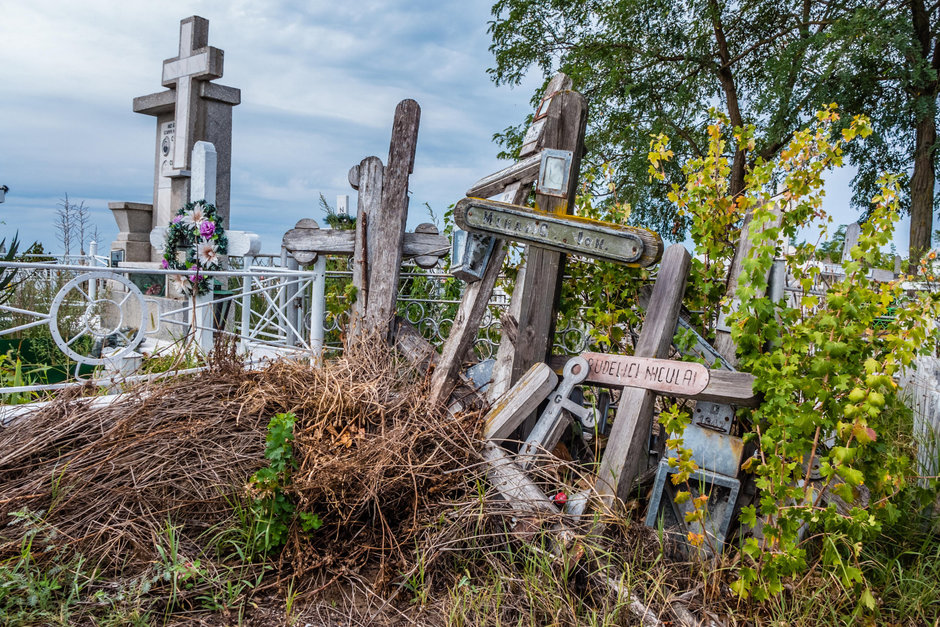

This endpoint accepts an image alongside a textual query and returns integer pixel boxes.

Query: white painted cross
[161,16,223,172]
[151,141,260,258]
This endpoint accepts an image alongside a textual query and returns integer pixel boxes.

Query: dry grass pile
[0,353,261,574]
[255,341,482,588]
[0,339,481,588]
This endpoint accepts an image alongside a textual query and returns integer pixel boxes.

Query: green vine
[246,412,321,555]
[651,106,940,604]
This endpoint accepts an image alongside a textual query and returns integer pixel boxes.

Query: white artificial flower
[181,205,207,227]
[197,241,220,267]
[169,272,192,295]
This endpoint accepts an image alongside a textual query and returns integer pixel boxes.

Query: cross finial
[178,16,209,58]
[161,16,223,171]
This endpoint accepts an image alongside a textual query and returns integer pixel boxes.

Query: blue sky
[0,0,907,257]
[0,0,541,255]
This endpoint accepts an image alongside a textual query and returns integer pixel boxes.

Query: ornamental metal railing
[0,253,598,398]
[0,259,324,395]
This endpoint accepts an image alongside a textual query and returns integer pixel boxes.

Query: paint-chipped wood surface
[488,81,589,421]
[482,362,558,440]
[581,353,709,395]
[595,244,692,506]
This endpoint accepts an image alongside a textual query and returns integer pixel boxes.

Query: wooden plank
[467,153,541,199]
[489,84,589,430]
[595,244,692,507]
[550,355,759,407]
[483,362,558,440]
[454,197,662,267]
[393,316,439,374]
[283,228,448,259]
[688,370,759,406]
[427,185,527,406]
[713,198,784,367]
[349,156,384,333]
[581,353,709,396]
[430,73,574,407]
[482,442,558,514]
[366,99,420,341]
[283,228,356,255]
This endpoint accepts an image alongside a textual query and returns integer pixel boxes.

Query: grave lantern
[450,228,495,283]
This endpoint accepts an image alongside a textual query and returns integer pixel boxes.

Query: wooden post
[595,244,692,507]
[366,99,420,341]
[713,197,785,367]
[427,183,525,406]
[429,74,575,407]
[487,85,588,424]
[349,156,384,338]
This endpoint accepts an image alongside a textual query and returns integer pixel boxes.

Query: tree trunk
[910,108,936,260]
[909,0,939,261]
[709,0,746,197]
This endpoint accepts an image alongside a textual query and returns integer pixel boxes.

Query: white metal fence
[0,257,325,394]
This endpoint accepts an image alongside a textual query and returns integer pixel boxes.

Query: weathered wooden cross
[429,73,664,407]
[281,99,450,343]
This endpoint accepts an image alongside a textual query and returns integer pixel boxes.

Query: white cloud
[0,0,543,254]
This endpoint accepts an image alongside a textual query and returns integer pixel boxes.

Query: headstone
[113,16,240,262]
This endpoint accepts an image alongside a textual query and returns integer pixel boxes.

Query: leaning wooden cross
[480,245,759,523]
[429,73,664,407]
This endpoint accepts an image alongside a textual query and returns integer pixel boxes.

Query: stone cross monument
[110,16,240,263]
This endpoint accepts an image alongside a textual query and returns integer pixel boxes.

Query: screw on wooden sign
[454,197,663,267]
[581,353,710,396]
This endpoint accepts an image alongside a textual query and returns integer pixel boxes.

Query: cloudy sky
[0,0,543,256]
[0,0,905,257]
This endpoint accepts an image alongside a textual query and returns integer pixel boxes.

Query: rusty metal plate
[665,422,744,477]
[455,197,653,265]
[581,352,710,396]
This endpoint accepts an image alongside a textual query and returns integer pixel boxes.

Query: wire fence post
[310,256,327,366]
[240,254,254,351]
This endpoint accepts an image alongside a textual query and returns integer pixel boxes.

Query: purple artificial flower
[161,258,169,269]
[189,274,200,283]
[199,220,216,239]
[173,215,182,224]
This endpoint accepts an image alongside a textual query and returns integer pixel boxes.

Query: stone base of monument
[109,202,156,263]
[101,277,193,344]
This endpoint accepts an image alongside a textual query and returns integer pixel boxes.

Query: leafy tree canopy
[487,0,923,248]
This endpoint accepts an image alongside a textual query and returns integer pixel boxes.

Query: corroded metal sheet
[581,352,710,396]
[454,197,663,267]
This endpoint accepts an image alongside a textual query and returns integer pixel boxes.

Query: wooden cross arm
[548,355,760,406]
[467,153,542,199]
[282,224,449,259]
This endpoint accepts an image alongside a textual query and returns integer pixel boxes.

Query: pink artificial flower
[190,274,200,283]
[199,220,216,239]
[161,258,169,269]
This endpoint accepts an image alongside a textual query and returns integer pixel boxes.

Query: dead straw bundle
[0,339,481,590]
[0,359,266,573]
